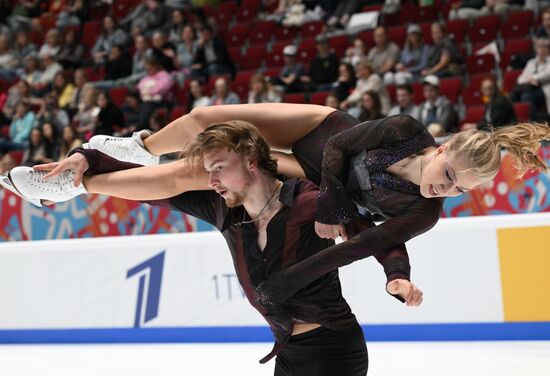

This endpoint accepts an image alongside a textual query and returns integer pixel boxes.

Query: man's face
[543,13,550,29]
[396,88,412,107]
[204,148,254,207]
[423,84,438,102]
[373,28,386,46]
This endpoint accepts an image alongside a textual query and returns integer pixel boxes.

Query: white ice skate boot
[86,130,159,166]
[1,171,43,207]
[5,166,87,206]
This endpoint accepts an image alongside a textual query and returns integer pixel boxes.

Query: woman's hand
[387,279,424,307]
[315,222,348,241]
[33,152,89,186]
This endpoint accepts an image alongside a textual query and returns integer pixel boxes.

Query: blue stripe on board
[0,322,549,344]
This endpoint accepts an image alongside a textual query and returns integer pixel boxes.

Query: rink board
[0,213,549,342]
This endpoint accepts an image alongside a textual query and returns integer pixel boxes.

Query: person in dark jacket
[95,91,125,136]
[191,25,235,78]
[104,45,133,81]
[305,34,340,91]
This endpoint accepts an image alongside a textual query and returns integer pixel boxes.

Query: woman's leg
[83,157,210,200]
[143,103,335,155]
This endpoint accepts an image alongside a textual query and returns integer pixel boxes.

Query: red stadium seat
[501,10,534,39]
[235,1,260,23]
[263,67,281,79]
[82,21,101,49]
[274,25,299,42]
[283,93,307,104]
[362,4,383,12]
[109,87,128,107]
[297,39,317,64]
[224,24,251,48]
[412,82,424,105]
[462,87,483,106]
[503,70,522,94]
[249,21,276,45]
[239,45,267,71]
[357,30,374,47]
[386,83,396,103]
[410,5,438,23]
[111,0,135,20]
[500,38,533,71]
[266,41,288,68]
[84,66,105,82]
[310,91,331,105]
[328,35,349,58]
[419,22,433,45]
[214,1,238,25]
[228,47,242,64]
[445,19,468,46]
[468,73,496,91]
[463,105,485,124]
[170,106,187,121]
[513,103,529,121]
[466,54,496,74]
[301,21,324,38]
[439,78,462,103]
[388,26,406,47]
[469,15,500,44]
[8,151,24,165]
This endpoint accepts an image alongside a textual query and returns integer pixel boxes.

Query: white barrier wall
[0,213,549,341]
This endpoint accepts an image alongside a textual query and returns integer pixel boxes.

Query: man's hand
[33,152,89,187]
[315,222,348,241]
[387,279,423,307]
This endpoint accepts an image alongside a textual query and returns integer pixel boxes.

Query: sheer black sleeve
[317,115,425,224]
[257,196,442,307]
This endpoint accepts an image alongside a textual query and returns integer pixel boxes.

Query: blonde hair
[446,123,550,179]
[181,120,278,177]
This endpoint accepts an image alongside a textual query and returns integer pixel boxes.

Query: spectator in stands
[0,101,34,156]
[51,71,75,109]
[388,84,421,119]
[537,7,550,39]
[122,0,170,37]
[104,45,132,81]
[149,109,167,132]
[20,55,41,86]
[57,27,85,69]
[6,0,42,31]
[341,61,390,114]
[0,33,16,80]
[325,93,340,109]
[273,44,307,93]
[58,125,82,161]
[137,55,174,130]
[1,80,30,124]
[74,86,99,140]
[21,127,45,167]
[366,26,400,79]
[332,62,356,102]
[327,0,365,29]
[463,77,516,130]
[248,73,282,104]
[55,0,89,29]
[12,30,36,71]
[306,34,340,91]
[422,22,462,78]
[511,38,550,121]
[418,75,459,136]
[92,15,129,66]
[449,0,520,20]
[151,30,177,72]
[38,29,62,58]
[344,37,368,67]
[33,92,70,130]
[176,25,198,75]
[33,52,62,96]
[39,121,61,163]
[120,91,141,134]
[209,77,240,106]
[66,68,88,117]
[349,90,385,122]
[192,25,235,78]
[168,9,186,44]
[186,78,210,110]
[95,91,126,136]
[389,24,432,85]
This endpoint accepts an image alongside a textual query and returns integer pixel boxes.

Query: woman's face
[30,129,42,145]
[408,32,421,46]
[431,24,443,43]
[97,93,108,108]
[361,94,374,110]
[182,26,194,42]
[251,80,263,93]
[172,10,184,25]
[103,16,115,32]
[190,80,202,97]
[419,146,486,198]
[54,74,65,88]
[65,30,75,44]
[42,123,54,139]
[339,64,351,80]
[63,126,74,142]
[16,103,26,116]
[353,39,364,53]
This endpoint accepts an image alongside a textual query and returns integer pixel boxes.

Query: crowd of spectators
[0,0,548,175]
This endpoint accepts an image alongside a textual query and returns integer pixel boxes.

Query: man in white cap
[417,75,458,137]
[274,44,307,93]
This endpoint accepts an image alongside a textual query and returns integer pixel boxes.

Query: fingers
[387,279,423,307]
[73,167,84,187]
[43,165,65,180]
[33,162,59,171]
[406,284,424,307]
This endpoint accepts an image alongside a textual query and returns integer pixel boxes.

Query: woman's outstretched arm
[143,103,334,155]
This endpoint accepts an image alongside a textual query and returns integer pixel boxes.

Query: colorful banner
[0,146,549,242]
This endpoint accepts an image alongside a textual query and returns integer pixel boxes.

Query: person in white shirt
[388,84,421,120]
[340,60,390,114]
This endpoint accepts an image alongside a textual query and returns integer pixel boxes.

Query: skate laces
[103,137,135,158]
[28,170,76,192]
